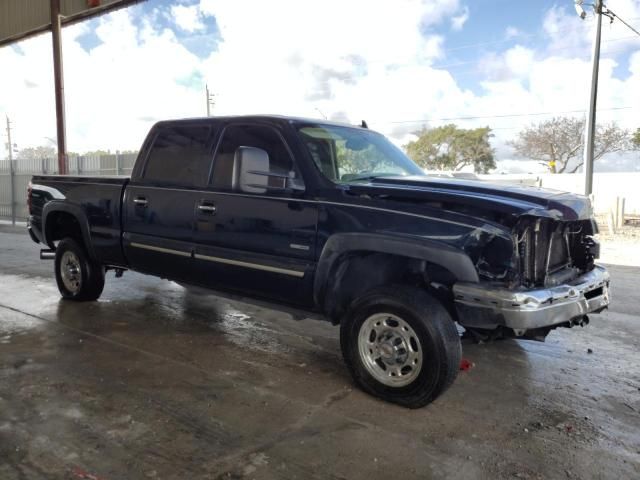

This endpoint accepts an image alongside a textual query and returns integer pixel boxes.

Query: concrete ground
[0,226,638,480]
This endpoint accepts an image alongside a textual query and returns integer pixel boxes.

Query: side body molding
[313,232,479,305]
[42,201,97,260]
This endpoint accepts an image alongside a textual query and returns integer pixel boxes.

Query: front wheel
[54,237,105,301]
[340,285,461,408]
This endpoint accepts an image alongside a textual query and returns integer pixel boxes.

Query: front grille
[517,219,594,287]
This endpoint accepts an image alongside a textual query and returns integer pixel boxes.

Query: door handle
[198,204,217,214]
[133,197,148,207]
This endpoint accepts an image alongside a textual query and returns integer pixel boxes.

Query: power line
[431,33,639,70]
[215,12,640,90]
[317,37,637,88]
[448,106,638,130]
[441,33,540,53]
[360,15,640,66]
[427,43,638,79]
[386,106,633,124]
[439,16,616,53]
[605,7,640,37]
[357,32,638,73]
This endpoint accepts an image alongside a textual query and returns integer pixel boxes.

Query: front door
[191,123,318,306]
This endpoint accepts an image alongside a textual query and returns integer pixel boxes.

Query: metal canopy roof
[0,0,142,47]
[0,0,146,175]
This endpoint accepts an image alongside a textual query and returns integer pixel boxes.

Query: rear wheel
[55,237,105,301]
[341,285,461,408]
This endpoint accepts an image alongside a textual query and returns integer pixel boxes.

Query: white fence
[480,172,640,215]
[0,153,137,223]
[2,157,637,223]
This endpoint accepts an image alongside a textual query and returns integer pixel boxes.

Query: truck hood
[347,176,593,222]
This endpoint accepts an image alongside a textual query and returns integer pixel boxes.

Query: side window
[143,125,213,186]
[211,124,302,191]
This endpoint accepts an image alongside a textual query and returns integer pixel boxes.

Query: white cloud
[0,0,638,172]
[476,45,535,82]
[171,4,205,33]
[451,6,469,31]
[198,0,463,121]
[505,26,520,39]
[0,8,206,153]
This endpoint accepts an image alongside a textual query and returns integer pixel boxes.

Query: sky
[1,0,639,172]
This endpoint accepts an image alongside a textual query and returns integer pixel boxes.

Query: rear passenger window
[143,125,213,186]
[211,124,302,191]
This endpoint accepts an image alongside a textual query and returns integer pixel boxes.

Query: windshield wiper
[344,173,401,183]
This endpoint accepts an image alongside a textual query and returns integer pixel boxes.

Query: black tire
[54,237,105,301]
[340,285,461,408]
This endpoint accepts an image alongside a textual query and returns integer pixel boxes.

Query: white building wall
[480,172,640,215]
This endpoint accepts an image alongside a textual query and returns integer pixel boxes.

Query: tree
[16,146,56,160]
[82,149,112,157]
[633,128,640,149]
[80,149,138,157]
[509,117,632,174]
[336,141,388,174]
[404,124,496,174]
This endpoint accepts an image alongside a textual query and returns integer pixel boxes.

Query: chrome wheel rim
[60,251,82,294]
[357,312,423,387]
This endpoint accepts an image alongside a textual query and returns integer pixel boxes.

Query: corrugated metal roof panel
[0,0,143,46]
[0,0,50,43]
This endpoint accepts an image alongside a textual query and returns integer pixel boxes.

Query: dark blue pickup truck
[27,115,610,407]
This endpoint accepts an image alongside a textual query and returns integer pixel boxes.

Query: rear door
[122,122,216,280]
[192,123,318,306]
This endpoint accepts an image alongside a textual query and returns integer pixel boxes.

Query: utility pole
[581,0,603,196]
[6,116,16,225]
[5,117,13,163]
[51,0,68,174]
[206,84,215,117]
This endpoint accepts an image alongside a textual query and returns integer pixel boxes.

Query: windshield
[296,124,425,183]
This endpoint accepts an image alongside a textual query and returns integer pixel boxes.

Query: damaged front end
[513,216,600,289]
[453,214,610,341]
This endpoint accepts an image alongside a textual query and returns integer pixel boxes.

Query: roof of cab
[152,114,368,130]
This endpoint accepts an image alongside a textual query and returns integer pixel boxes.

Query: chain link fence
[0,153,137,224]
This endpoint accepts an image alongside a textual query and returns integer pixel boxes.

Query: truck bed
[29,175,130,266]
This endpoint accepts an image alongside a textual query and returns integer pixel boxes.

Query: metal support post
[51,0,68,175]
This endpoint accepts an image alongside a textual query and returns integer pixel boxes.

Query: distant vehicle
[27,115,610,408]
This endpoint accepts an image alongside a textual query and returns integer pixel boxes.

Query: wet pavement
[0,226,639,479]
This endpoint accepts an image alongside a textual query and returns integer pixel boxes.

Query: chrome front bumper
[453,265,610,332]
